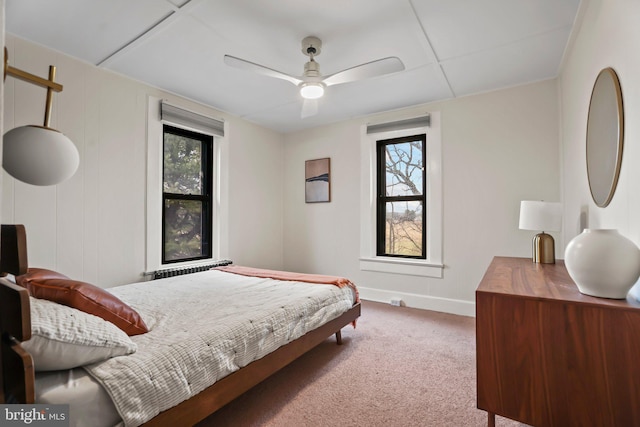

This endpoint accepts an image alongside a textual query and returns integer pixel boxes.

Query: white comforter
[83,269,356,427]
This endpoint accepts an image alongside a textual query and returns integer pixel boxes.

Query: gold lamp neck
[44,65,56,128]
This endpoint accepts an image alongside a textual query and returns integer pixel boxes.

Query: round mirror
[586,67,624,207]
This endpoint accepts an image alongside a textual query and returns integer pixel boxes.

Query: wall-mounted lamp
[3,48,79,186]
[519,200,562,264]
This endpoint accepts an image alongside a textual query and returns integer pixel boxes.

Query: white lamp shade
[519,201,562,231]
[3,125,79,186]
[300,83,325,99]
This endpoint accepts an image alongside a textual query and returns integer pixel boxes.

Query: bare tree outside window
[377,134,426,258]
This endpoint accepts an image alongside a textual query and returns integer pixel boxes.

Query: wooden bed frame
[0,261,361,425]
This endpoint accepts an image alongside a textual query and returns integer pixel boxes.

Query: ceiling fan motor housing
[301,36,322,57]
[304,60,321,78]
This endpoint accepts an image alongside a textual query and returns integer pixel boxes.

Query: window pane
[163,133,203,195]
[385,201,424,256]
[385,140,423,196]
[164,199,205,261]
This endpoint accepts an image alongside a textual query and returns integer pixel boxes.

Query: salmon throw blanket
[214,265,360,305]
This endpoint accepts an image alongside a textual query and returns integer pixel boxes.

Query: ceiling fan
[224,36,405,118]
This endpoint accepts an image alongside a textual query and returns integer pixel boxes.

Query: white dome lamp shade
[3,49,79,186]
[4,126,79,185]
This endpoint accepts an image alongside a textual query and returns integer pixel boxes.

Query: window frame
[376,134,427,259]
[359,112,443,278]
[146,97,229,275]
[161,124,214,264]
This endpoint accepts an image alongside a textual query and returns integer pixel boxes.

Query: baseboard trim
[358,286,475,317]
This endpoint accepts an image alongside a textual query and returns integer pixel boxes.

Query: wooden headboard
[0,224,34,403]
[0,279,34,403]
[0,224,28,276]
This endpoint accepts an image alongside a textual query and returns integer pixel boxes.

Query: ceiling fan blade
[322,57,405,87]
[224,55,302,86]
[301,98,319,119]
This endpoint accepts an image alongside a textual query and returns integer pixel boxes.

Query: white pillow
[23,297,137,371]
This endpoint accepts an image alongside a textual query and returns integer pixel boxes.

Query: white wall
[283,79,561,315]
[560,0,640,298]
[3,35,284,287]
[560,0,640,239]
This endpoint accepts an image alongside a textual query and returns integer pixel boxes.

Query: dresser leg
[487,412,495,427]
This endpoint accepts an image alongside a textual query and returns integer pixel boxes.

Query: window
[376,134,426,259]
[146,99,227,274]
[360,113,442,278]
[162,125,213,263]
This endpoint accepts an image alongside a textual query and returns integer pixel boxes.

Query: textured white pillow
[23,297,137,371]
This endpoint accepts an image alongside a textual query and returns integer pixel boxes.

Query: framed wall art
[305,158,331,203]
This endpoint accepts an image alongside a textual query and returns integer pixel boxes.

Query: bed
[0,225,361,426]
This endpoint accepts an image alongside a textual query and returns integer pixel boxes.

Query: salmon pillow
[16,268,148,336]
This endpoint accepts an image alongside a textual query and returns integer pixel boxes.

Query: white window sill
[359,257,443,278]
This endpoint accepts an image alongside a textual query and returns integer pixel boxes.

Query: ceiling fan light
[300,83,325,99]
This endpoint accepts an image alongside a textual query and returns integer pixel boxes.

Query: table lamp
[519,201,562,263]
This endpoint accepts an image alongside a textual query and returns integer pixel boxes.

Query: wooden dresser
[476,256,640,426]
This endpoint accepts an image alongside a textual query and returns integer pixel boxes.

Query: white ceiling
[6,0,581,134]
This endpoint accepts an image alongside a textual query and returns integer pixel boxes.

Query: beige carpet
[197,300,523,427]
